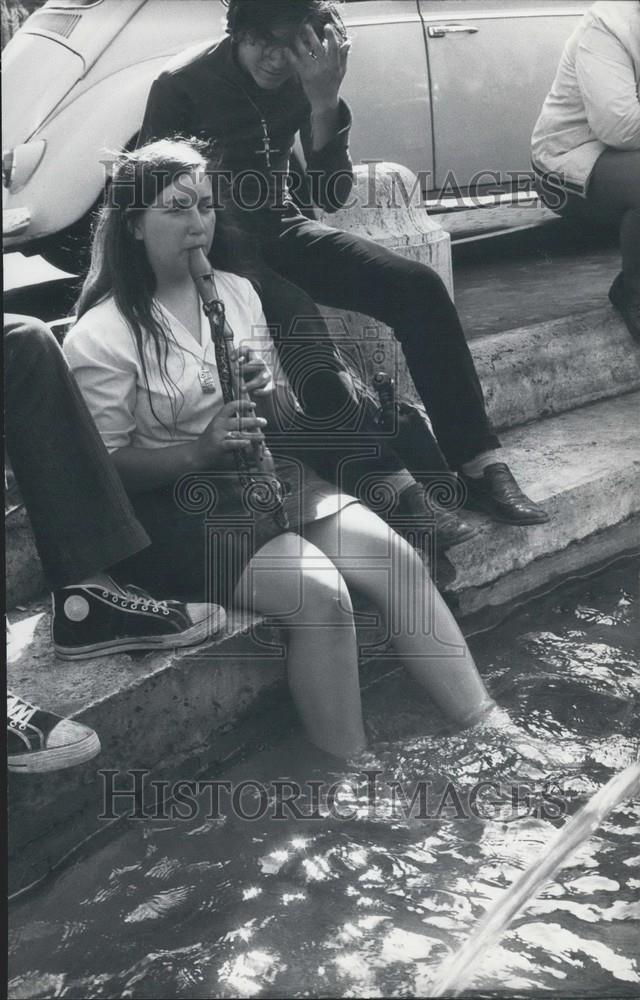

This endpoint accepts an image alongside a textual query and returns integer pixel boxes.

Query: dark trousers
[254,261,451,489]
[4,315,149,590]
[261,210,500,468]
[575,150,640,290]
[536,149,640,290]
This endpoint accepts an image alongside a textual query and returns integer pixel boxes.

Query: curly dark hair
[223,0,347,44]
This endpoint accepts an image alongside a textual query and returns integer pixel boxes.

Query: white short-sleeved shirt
[64,271,287,454]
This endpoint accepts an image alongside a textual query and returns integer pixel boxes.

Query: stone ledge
[7,611,288,895]
[6,309,638,611]
[8,391,639,892]
[12,165,634,612]
[473,306,640,432]
[446,391,640,598]
[456,516,640,626]
[304,300,640,440]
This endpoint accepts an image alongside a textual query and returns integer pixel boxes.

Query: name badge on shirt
[199,368,217,394]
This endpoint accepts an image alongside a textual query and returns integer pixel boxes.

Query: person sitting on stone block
[4,314,227,659]
[532,0,640,341]
[63,138,504,759]
[138,0,549,529]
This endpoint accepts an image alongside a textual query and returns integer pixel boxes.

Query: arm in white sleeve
[63,326,138,453]
[576,22,640,150]
[64,323,204,492]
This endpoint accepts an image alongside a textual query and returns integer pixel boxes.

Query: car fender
[3,57,171,246]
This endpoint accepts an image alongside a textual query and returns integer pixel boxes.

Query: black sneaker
[7,691,101,773]
[609,271,640,342]
[53,583,226,660]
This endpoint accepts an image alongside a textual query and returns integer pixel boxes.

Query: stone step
[7,291,639,612]
[6,330,639,614]
[319,298,640,434]
[470,306,640,432]
[317,166,639,431]
[6,608,290,895]
[8,390,639,892]
[435,200,558,241]
[447,391,640,616]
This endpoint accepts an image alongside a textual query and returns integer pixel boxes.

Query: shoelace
[7,692,37,731]
[100,585,171,616]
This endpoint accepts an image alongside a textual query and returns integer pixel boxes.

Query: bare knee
[283,566,353,624]
[288,563,353,626]
[239,538,354,624]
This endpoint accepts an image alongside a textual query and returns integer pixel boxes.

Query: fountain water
[426,761,640,998]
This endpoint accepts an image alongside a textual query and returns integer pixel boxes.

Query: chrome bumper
[3,207,31,237]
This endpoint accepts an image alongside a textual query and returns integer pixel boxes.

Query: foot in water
[468,704,586,776]
[350,704,586,785]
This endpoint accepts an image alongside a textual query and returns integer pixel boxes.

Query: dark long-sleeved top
[139,36,354,233]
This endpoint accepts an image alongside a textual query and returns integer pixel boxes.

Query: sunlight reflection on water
[8,560,640,999]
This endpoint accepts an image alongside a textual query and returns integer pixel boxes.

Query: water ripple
[7,560,640,999]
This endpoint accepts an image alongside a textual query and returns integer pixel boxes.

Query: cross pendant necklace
[257,118,277,167]
[231,75,280,167]
[255,117,280,167]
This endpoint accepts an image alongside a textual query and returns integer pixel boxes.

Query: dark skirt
[112,457,357,607]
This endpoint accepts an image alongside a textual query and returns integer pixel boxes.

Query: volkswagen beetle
[2,0,591,269]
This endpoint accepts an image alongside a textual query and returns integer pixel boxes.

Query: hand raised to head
[286,23,351,112]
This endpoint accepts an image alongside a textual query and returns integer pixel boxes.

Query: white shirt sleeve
[576,20,640,150]
[63,310,139,454]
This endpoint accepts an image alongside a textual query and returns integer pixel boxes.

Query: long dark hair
[76,138,256,431]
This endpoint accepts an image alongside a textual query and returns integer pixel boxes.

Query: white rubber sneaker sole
[8,725,101,774]
[54,607,227,661]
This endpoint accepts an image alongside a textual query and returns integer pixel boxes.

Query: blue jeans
[4,315,149,590]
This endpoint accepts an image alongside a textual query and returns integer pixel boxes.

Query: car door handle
[427,24,480,38]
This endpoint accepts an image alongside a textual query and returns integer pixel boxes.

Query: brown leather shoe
[461,463,549,525]
[395,483,478,551]
[433,508,479,551]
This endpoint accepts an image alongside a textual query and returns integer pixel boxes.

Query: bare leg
[304,505,495,727]
[232,531,366,758]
